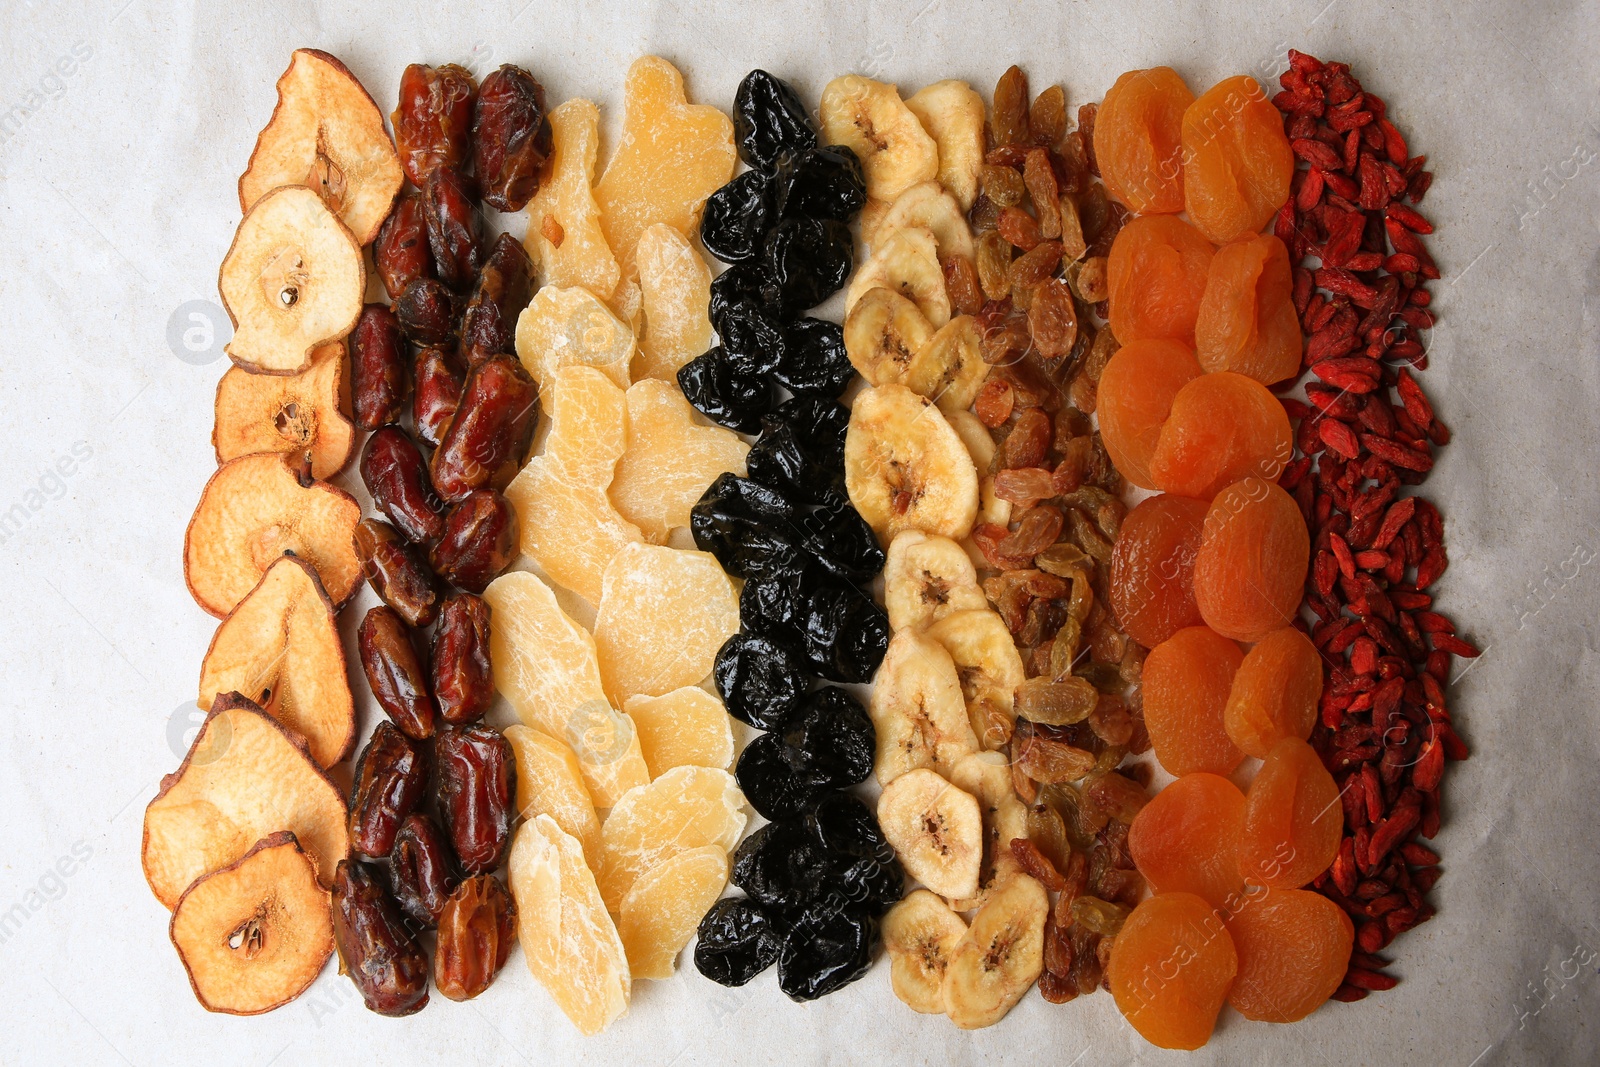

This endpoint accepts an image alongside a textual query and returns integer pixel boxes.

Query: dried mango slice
[515,285,636,410]
[505,724,602,868]
[609,380,748,542]
[593,543,741,702]
[623,687,735,777]
[523,99,620,301]
[618,844,730,980]
[634,223,714,381]
[596,766,746,913]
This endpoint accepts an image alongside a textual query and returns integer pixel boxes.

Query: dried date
[459,232,534,366]
[374,192,434,300]
[434,724,515,874]
[358,604,438,739]
[331,859,430,1017]
[353,519,442,628]
[430,354,539,502]
[395,277,462,347]
[350,304,409,430]
[392,63,475,188]
[429,490,517,593]
[431,593,494,725]
[348,721,429,857]
[413,346,463,447]
[389,812,457,927]
[424,166,484,291]
[433,874,517,1001]
[471,64,553,212]
[361,426,445,544]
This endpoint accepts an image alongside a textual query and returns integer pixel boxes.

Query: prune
[374,192,435,300]
[736,731,822,820]
[691,473,803,580]
[738,568,816,647]
[429,490,517,593]
[348,721,429,857]
[748,421,833,504]
[330,859,430,1017]
[459,232,534,366]
[714,633,808,730]
[781,686,875,786]
[694,897,782,987]
[772,145,866,222]
[361,426,445,544]
[808,792,894,864]
[424,166,484,292]
[430,593,494,725]
[800,496,886,583]
[358,604,438,738]
[734,70,817,173]
[350,304,410,431]
[471,64,553,212]
[389,812,457,927]
[732,819,829,913]
[430,354,539,502]
[709,261,779,332]
[413,346,463,448]
[392,63,476,188]
[776,395,850,465]
[433,874,517,1001]
[699,170,774,264]
[717,299,787,375]
[797,582,889,683]
[434,723,515,874]
[763,217,853,312]
[777,903,876,1001]
[354,519,442,628]
[395,277,462,346]
[676,348,772,434]
[773,318,853,398]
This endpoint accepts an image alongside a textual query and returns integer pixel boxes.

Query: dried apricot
[1192,478,1309,642]
[1093,67,1194,214]
[1142,626,1245,776]
[1194,234,1301,385]
[1127,772,1246,908]
[1109,494,1208,648]
[1181,76,1294,244]
[1237,738,1341,889]
[1109,892,1237,1051]
[1095,338,1202,489]
[1148,371,1292,499]
[1223,627,1322,758]
[1225,888,1353,1022]
[1106,215,1215,344]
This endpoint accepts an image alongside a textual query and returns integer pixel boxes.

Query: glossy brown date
[472,64,554,212]
[348,721,429,856]
[392,63,476,188]
[424,166,483,292]
[331,859,430,1017]
[395,278,461,347]
[429,354,539,503]
[413,346,463,448]
[350,304,409,430]
[389,812,457,928]
[460,232,535,366]
[429,491,517,593]
[434,724,515,874]
[361,427,445,545]
[431,593,494,725]
[358,604,438,739]
[354,519,442,628]
[433,874,517,1001]
[374,192,434,300]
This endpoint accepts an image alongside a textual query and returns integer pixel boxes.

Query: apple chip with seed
[169,830,334,1015]
[238,49,403,245]
[184,451,362,618]
[220,186,365,375]
[213,341,353,479]
[198,554,355,768]
[142,693,349,909]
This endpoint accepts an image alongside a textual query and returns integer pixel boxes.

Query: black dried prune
[776,395,849,467]
[747,417,843,504]
[777,903,876,1002]
[773,318,854,398]
[781,687,874,787]
[677,348,771,434]
[714,633,807,730]
[731,819,829,914]
[733,70,816,174]
[709,261,779,332]
[690,473,804,581]
[807,792,894,863]
[738,568,816,647]
[800,496,886,583]
[833,853,904,917]
[717,299,786,376]
[736,731,822,820]
[763,217,852,312]
[798,582,889,683]
[773,145,866,222]
[699,171,773,264]
[694,897,781,987]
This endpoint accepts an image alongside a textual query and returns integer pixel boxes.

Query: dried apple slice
[220,186,365,375]
[142,693,349,909]
[197,554,355,768]
[169,830,334,1014]
[184,451,362,618]
[213,341,354,479]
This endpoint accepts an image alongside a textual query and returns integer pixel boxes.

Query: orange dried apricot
[1195,234,1302,384]
[1094,67,1194,214]
[1223,627,1323,758]
[1142,625,1245,776]
[1192,478,1309,642]
[1148,371,1292,500]
[1226,887,1353,1022]
[1095,338,1202,489]
[1181,76,1294,244]
[1109,493,1208,648]
[1107,215,1215,343]
[1109,892,1238,1051]
[1127,772,1246,909]
[1237,738,1341,889]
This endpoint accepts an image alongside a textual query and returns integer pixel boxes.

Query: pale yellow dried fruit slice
[872,181,975,263]
[904,315,989,414]
[634,224,715,381]
[883,889,968,1013]
[882,529,987,632]
[524,99,620,301]
[509,814,631,1036]
[610,380,748,542]
[870,628,981,785]
[515,285,636,410]
[905,80,986,211]
[947,751,1029,912]
[877,768,983,900]
[820,75,939,203]
[618,844,730,980]
[845,384,979,544]
[197,554,354,769]
[596,766,746,913]
[505,725,602,869]
[845,226,951,328]
[844,285,934,388]
[213,341,353,479]
[505,367,645,606]
[594,543,740,702]
[925,609,1027,728]
[623,687,735,777]
[941,873,1047,1029]
[483,572,649,808]
[594,56,736,281]
[946,410,1011,537]
[857,197,892,257]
